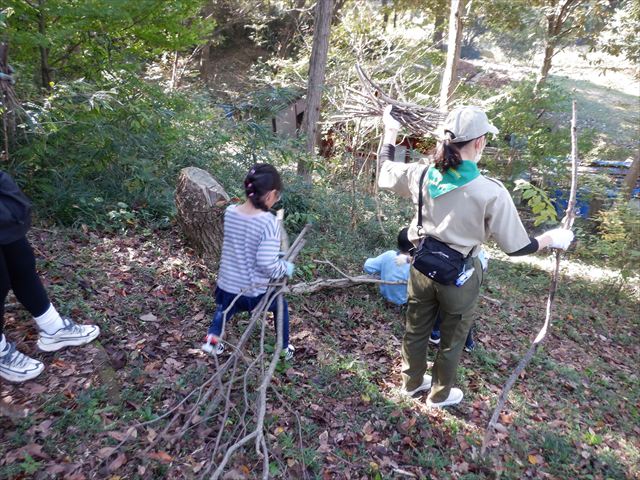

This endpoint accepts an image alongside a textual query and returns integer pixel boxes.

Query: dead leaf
[500,412,514,424]
[21,443,49,460]
[97,447,116,459]
[45,463,67,475]
[108,452,127,471]
[27,383,47,395]
[222,468,249,480]
[147,428,157,442]
[148,451,173,463]
[139,313,159,322]
[317,430,331,453]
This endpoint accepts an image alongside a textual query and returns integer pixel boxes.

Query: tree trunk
[382,0,389,29]
[278,0,307,58]
[0,43,15,161]
[433,12,446,49]
[439,0,465,110]
[37,0,52,90]
[170,50,179,90]
[175,167,230,264]
[298,0,333,181]
[621,152,640,201]
[535,42,555,91]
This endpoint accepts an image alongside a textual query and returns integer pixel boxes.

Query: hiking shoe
[464,339,476,353]
[283,345,295,361]
[401,375,432,396]
[0,342,44,382]
[429,330,441,345]
[426,388,463,408]
[202,335,225,355]
[37,317,100,352]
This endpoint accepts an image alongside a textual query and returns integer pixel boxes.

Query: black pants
[0,237,50,336]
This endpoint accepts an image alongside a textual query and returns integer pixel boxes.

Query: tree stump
[175,167,230,263]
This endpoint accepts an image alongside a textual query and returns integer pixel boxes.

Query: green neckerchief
[426,160,480,199]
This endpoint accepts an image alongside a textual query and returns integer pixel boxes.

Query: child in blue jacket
[364,228,413,305]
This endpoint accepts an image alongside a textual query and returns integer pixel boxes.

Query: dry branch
[481,100,580,456]
[334,64,446,137]
[288,274,405,295]
[91,226,313,479]
[159,225,311,480]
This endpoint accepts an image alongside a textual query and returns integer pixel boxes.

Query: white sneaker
[401,375,432,396]
[37,317,100,352]
[0,342,45,382]
[426,388,463,408]
[202,334,225,355]
[283,345,295,361]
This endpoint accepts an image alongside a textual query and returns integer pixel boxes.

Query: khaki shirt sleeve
[485,184,531,254]
[378,160,426,199]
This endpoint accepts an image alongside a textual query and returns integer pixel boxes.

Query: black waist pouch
[411,167,470,285]
[413,236,467,285]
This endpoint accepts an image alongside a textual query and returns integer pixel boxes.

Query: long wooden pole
[481,100,580,456]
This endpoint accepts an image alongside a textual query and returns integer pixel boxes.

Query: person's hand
[544,228,574,250]
[284,261,295,278]
[383,105,401,131]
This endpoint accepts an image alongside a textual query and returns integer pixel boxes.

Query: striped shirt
[216,205,288,296]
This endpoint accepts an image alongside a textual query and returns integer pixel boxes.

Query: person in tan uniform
[379,105,574,407]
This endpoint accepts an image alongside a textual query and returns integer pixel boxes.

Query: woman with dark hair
[202,163,296,360]
[379,105,574,407]
[0,171,100,383]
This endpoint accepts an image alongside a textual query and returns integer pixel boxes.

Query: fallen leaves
[139,312,159,322]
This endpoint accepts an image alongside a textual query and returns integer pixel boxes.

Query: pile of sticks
[335,64,446,138]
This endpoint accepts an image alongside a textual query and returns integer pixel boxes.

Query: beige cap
[441,106,499,143]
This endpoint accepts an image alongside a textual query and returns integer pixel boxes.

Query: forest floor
[0,225,638,479]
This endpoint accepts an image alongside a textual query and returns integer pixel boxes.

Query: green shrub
[9,78,235,228]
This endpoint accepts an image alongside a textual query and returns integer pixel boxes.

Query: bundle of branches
[334,64,446,138]
[96,225,311,480]
[0,43,23,161]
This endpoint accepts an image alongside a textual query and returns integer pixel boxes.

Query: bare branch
[481,100,580,456]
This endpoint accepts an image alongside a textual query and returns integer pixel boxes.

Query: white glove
[383,105,401,131]
[284,261,295,278]
[544,228,574,250]
[477,249,489,271]
[395,253,410,266]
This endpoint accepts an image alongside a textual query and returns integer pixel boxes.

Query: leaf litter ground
[0,226,638,479]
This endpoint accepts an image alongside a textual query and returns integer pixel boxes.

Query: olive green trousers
[401,258,483,403]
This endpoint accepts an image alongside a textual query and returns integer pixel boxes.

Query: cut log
[175,167,230,262]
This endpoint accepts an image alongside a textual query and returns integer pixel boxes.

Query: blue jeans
[208,287,290,348]
[433,314,474,347]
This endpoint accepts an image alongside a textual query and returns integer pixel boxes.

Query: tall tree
[5,0,213,86]
[298,0,333,180]
[439,0,465,110]
[476,0,618,90]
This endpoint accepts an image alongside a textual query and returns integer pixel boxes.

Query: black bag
[412,168,470,285]
[0,171,32,245]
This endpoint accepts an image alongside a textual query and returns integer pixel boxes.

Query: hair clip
[248,192,254,197]
[250,168,256,175]
[247,182,252,187]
